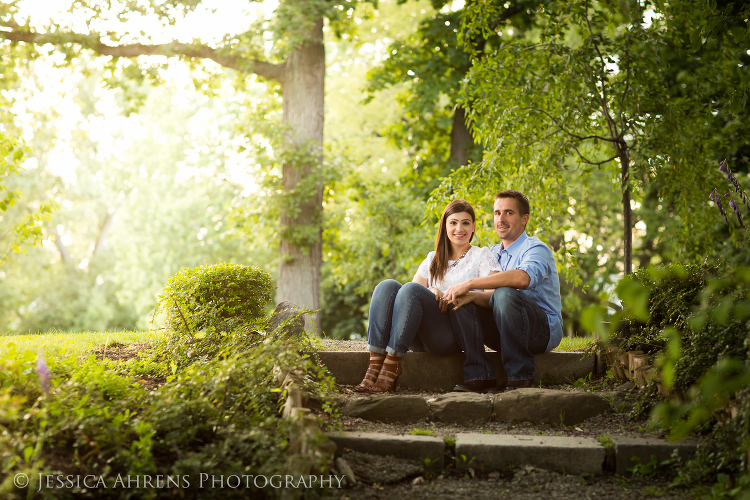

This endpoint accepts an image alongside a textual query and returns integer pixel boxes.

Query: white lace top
[416,246,502,293]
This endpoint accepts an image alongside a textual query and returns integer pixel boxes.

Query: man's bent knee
[490,287,517,309]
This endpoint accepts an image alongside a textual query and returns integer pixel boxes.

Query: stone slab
[455,433,606,475]
[326,431,445,472]
[493,388,612,426]
[610,436,700,475]
[341,395,430,423]
[314,351,595,391]
[427,393,493,423]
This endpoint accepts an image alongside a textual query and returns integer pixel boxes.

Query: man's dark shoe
[505,379,534,391]
[453,379,498,393]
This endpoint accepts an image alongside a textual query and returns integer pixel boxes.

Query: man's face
[493,197,529,244]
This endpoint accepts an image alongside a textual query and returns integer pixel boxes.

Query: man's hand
[429,287,450,313]
[442,281,472,305]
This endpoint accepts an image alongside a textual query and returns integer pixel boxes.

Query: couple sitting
[354,190,563,394]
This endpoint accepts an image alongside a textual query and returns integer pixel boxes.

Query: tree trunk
[278,18,325,333]
[620,147,632,275]
[449,106,474,166]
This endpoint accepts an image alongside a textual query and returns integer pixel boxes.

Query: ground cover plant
[590,262,750,497]
[0,264,337,499]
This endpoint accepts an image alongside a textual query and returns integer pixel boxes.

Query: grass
[554,336,593,352]
[0,330,164,359]
[316,335,594,351]
[0,329,593,361]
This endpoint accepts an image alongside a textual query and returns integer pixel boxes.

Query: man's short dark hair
[495,190,530,216]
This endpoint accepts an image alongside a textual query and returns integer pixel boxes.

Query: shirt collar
[500,231,529,254]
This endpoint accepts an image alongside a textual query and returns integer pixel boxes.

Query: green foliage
[444,434,456,448]
[619,264,750,392]
[0,131,56,265]
[597,434,613,449]
[321,177,432,338]
[627,454,675,478]
[365,10,484,197]
[410,428,435,436]
[618,264,750,492]
[0,329,337,498]
[155,263,275,336]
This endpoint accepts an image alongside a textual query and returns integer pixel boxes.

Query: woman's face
[445,211,475,248]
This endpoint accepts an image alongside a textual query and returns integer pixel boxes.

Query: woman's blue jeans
[366,279,466,359]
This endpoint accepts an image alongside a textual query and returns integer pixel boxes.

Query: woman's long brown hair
[428,199,475,286]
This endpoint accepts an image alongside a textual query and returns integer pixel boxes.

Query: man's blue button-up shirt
[489,231,563,352]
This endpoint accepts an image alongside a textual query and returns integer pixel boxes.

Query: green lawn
[0,329,592,361]
[0,330,164,359]
[554,336,593,352]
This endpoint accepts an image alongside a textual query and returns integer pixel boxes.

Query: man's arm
[443,269,531,304]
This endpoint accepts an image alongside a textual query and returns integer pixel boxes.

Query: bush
[621,264,750,391]
[155,263,274,335]
[0,334,336,499]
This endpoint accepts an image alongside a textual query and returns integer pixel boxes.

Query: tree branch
[583,0,619,140]
[0,21,285,82]
[489,6,524,31]
[50,224,74,268]
[566,141,618,166]
[521,107,618,142]
[91,205,119,262]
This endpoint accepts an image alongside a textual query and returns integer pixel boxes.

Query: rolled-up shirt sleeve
[515,244,555,289]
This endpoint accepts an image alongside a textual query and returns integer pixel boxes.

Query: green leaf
[690,28,703,52]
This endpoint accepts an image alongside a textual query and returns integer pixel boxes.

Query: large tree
[0,0,363,330]
[438,0,750,280]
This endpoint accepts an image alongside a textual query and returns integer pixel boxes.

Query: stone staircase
[313,350,596,390]
[309,346,701,483]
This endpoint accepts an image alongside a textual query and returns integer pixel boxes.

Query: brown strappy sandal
[354,353,386,392]
[369,353,404,393]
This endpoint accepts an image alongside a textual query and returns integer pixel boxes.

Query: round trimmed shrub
[156,263,275,334]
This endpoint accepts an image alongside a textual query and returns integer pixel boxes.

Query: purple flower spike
[715,193,730,226]
[35,349,51,393]
[719,160,727,173]
[729,198,746,228]
[709,189,717,201]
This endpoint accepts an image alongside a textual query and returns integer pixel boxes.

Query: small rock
[412,476,425,485]
[428,393,492,423]
[341,395,430,423]
[268,301,305,339]
[614,381,635,392]
[341,450,423,484]
[494,388,612,426]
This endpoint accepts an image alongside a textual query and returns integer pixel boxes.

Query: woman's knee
[373,279,401,299]
[398,281,427,299]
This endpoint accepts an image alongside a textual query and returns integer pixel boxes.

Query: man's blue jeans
[366,279,470,358]
[459,288,550,382]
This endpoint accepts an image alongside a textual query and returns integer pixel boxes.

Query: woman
[355,199,501,393]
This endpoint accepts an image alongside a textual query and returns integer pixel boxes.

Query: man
[442,190,563,392]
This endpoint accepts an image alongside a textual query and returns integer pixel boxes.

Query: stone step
[456,433,605,475]
[337,388,618,425]
[326,431,700,477]
[314,350,595,391]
